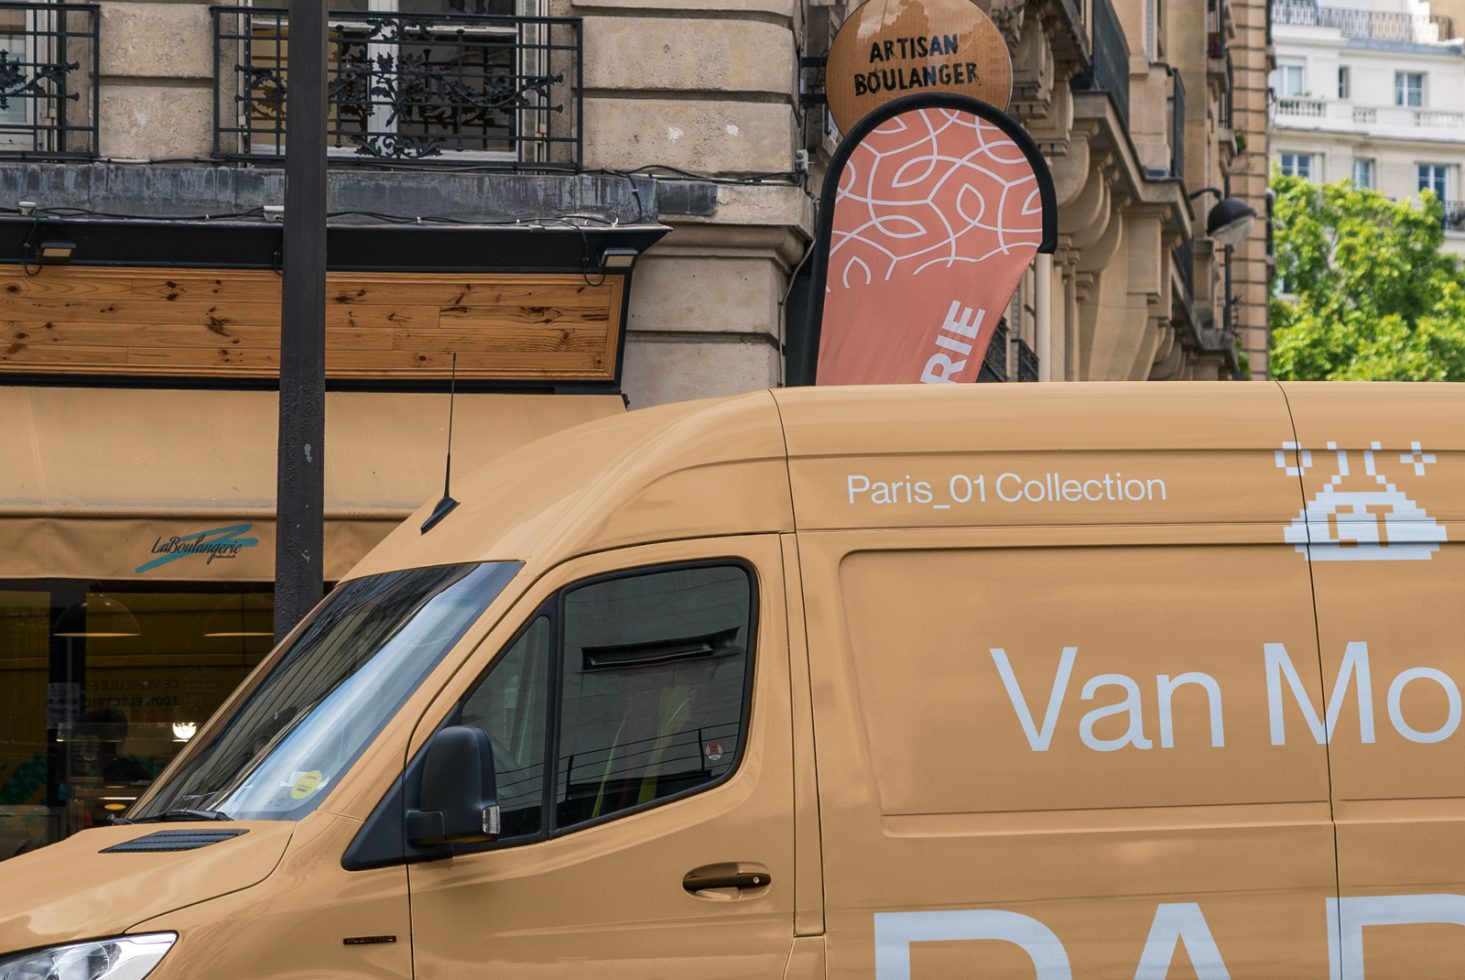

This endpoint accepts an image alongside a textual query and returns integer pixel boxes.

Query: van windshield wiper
[113,808,234,825]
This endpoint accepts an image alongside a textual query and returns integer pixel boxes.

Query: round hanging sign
[825,0,1013,134]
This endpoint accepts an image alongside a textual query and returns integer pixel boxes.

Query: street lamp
[1190,187,1258,247]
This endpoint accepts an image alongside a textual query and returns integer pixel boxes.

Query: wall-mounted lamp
[1189,187,1257,248]
[38,240,76,264]
[599,247,639,271]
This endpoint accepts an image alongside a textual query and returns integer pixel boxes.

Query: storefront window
[0,590,50,859]
[0,585,274,859]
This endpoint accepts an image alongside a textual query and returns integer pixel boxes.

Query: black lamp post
[274,0,329,645]
[1189,186,1257,377]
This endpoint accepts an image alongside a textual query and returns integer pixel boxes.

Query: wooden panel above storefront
[0,266,624,382]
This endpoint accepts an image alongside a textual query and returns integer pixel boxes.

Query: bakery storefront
[0,213,662,856]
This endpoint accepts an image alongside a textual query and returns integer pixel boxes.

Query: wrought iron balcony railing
[1175,238,1195,305]
[212,6,582,167]
[978,319,1009,383]
[1272,0,1453,44]
[0,2,98,159]
[1169,66,1186,179]
[1070,0,1130,128]
[1444,200,1465,233]
[1015,336,1039,382]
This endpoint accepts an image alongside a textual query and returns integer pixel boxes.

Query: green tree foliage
[1270,174,1465,380]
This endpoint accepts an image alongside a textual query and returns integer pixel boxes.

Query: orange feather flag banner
[795,94,1057,386]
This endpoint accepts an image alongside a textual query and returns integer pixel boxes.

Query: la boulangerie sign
[807,93,1057,385]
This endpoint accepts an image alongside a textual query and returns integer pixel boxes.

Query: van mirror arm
[406,725,500,847]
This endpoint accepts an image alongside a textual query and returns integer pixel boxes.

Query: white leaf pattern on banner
[829,108,1046,289]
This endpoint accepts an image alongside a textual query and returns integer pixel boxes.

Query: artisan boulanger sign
[825,0,1013,134]
[805,94,1056,386]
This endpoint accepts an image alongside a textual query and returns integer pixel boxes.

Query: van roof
[344,382,1465,581]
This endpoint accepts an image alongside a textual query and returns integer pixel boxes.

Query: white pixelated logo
[1275,441,1446,561]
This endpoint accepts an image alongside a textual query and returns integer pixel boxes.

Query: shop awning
[0,386,623,582]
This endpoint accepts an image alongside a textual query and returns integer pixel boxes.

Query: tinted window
[460,617,550,839]
[449,563,754,845]
[555,566,752,827]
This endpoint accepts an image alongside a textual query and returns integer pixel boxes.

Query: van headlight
[0,934,175,980]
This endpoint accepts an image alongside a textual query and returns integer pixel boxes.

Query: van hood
[0,822,292,955]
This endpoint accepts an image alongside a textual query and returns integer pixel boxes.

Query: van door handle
[682,863,772,893]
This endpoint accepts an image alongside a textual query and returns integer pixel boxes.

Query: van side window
[460,617,551,840]
[555,565,752,828]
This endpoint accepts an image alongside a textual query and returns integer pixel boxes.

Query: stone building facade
[0,0,1266,397]
[1270,0,1465,260]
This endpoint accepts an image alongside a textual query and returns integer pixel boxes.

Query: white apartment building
[1271,0,1465,254]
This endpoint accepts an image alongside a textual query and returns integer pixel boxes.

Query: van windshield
[129,561,520,823]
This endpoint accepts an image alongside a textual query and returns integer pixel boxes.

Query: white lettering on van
[1388,667,1462,743]
[876,895,1465,980]
[1328,895,1465,980]
[989,647,1077,752]
[841,471,1166,510]
[920,301,986,385]
[1079,674,1154,752]
[993,641,1462,752]
[995,472,1167,503]
[847,474,935,505]
[1157,673,1226,748]
[1135,903,1231,980]
[1265,641,1375,746]
[874,909,1071,980]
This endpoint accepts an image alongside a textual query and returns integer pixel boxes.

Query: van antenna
[420,352,461,534]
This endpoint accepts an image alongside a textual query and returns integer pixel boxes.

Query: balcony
[1276,97,1465,134]
[1445,201,1465,233]
[212,6,582,167]
[978,319,1009,383]
[1015,337,1039,382]
[0,2,98,159]
[1171,67,1186,178]
[1070,0,1130,127]
[1272,0,1453,43]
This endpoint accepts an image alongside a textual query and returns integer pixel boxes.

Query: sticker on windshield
[289,770,325,800]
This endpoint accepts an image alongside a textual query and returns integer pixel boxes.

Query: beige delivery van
[2,381,1462,979]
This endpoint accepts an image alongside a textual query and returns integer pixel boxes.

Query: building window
[1280,152,1314,180]
[1272,62,1304,97]
[0,5,99,158]
[1337,66,1350,100]
[220,0,577,165]
[1419,164,1451,199]
[1144,0,1159,60]
[1395,72,1424,107]
[1352,158,1375,189]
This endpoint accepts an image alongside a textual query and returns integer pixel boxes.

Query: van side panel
[1283,382,1465,978]
[800,524,1337,979]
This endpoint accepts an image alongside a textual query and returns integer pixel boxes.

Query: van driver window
[555,566,752,828]
[460,617,551,839]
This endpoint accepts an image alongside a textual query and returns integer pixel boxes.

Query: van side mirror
[406,725,500,847]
